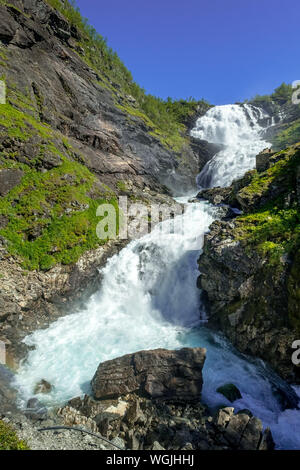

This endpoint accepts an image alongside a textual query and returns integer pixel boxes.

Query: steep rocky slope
[249,83,300,150]
[198,144,300,382]
[0,0,213,361]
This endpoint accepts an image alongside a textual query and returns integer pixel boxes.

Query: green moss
[0,97,119,270]
[232,146,300,264]
[272,119,300,150]
[116,180,129,192]
[0,155,119,270]
[0,103,51,140]
[0,420,29,450]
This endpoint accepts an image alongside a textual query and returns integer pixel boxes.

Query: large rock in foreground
[91,348,206,402]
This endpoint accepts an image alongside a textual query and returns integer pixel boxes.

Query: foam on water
[191,103,271,188]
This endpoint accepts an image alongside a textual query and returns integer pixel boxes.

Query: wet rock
[216,384,242,403]
[34,379,52,394]
[91,347,206,402]
[197,186,231,205]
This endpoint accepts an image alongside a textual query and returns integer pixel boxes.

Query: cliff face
[0,0,207,194]
[249,86,300,151]
[198,145,300,382]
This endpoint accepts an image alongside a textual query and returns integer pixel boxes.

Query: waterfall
[191,104,270,188]
[15,104,300,450]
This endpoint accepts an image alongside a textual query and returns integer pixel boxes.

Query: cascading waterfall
[191,104,271,188]
[15,104,300,450]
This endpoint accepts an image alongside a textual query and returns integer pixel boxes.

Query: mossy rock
[216,383,242,403]
[0,420,29,450]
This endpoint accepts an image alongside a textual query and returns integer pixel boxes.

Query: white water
[191,104,271,188]
[15,104,300,450]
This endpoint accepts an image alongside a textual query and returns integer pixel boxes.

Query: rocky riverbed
[0,349,275,450]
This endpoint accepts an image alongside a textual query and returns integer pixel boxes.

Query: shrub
[0,420,29,450]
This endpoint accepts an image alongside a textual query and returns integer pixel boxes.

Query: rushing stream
[15,104,300,450]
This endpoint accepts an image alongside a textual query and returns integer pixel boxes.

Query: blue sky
[76,0,300,105]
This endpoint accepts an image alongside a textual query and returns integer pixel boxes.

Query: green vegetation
[234,146,300,263]
[0,99,119,271]
[250,82,295,107]
[0,420,29,450]
[272,118,300,150]
[44,0,210,151]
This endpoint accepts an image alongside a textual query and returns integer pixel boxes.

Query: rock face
[198,144,300,383]
[91,348,206,402]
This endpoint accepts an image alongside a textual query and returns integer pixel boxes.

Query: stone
[216,384,242,403]
[215,407,234,427]
[124,400,145,425]
[152,441,165,450]
[256,148,276,172]
[91,348,206,402]
[34,379,52,394]
[25,397,48,421]
[57,405,98,433]
[0,169,23,196]
[223,413,250,447]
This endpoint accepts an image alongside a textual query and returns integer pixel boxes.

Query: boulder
[216,383,242,403]
[34,379,52,394]
[215,408,275,450]
[91,348,206,402]
[0,169,23,196]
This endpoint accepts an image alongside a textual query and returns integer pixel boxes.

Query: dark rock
[0,169,23,196]
[94,412,121,437]
[91,348,206,402]
[25,397,48,421]
[197,186,231,205]
[236,409,253,417]
[216,384,242,403]
[0,7,19,43]
[258,427,275,450]
[256,148,276,172]
[38,149,62,169]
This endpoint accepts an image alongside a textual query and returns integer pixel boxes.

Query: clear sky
[76,0,300,105]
